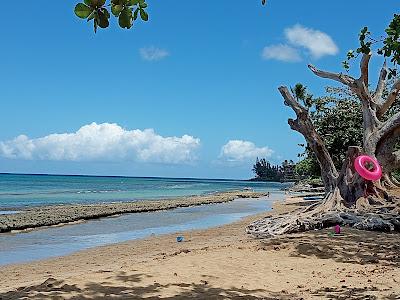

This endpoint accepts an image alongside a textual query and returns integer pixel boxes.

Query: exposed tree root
[246,193,400,238]
[382,174,400,189]
[265,54,400,239]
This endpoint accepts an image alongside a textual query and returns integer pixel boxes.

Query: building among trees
[251,158,297,182]
[281,160,297,182]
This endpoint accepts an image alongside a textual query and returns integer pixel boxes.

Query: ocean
[0,173,287,209]
[0,173,288,265]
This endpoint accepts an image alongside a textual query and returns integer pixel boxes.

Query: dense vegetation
[251,158,282,181]
[251,158,296,182]
[293,85,363,179]
[295,80,400,180]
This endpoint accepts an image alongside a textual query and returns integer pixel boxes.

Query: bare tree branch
[279,86,338,192]
[308,64,357,88]
[359,53,371,87]
[378,111,400,142]
[355,78,373,104]
[376,126,400,173]
[377,78,400,118]
[379,148,400,174]
[279,86,307,116]
[308,60,374,104]
[389,150,400,171]
[354,53,375,104]
[374,60,388,105]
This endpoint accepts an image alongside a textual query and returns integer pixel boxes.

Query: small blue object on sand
[176,236,184,242]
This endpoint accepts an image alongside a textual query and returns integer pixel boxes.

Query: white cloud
[0,123,200,164]
[261,44,301,62]
[261,24,338,62]
[220,140,273,162]
[139,46,169,61]
[284,24,339,59]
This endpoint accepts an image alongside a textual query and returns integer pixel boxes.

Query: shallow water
[0,173,288,208]
[0,193,282,266]
[0,210,19,215]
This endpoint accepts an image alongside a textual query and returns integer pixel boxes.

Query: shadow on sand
[1,229,399,299]
[262,228,400,267]
[0,272,299,300]
[1,267,398,299]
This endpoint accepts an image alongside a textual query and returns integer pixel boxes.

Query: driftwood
[247,54,400,238]
[247,199,400,238]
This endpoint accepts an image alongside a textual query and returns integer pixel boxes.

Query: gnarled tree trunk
[247,54,400,238]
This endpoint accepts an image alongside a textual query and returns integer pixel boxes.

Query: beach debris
[176,236,184,242]
[354,155,382,181]
[334,224,341,234]
[247,206,400,238]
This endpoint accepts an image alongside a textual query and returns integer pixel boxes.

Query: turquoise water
[0,173,287,209]
[0,173,288,265]
[0,195,281,265]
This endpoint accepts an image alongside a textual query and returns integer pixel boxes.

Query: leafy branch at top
[74,0,149,33]
[343,14,400,79]
[75,0,268,33]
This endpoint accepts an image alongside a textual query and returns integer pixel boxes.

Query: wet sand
[0,190,266,233]
[0,196,399,299]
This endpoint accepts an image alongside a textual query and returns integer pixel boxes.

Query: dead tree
[247,53,400,238]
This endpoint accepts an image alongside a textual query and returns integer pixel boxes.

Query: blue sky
[0,1,398,179]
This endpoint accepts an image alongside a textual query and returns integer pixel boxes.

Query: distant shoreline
[248,177,296,184]
[0,172,257,182]
[0,190,268,233]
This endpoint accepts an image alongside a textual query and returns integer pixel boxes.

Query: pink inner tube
[354,155,382,181]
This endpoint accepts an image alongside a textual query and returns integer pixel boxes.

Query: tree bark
[307,53,397,192]
[247,54,400,238]
[278,86,338,193]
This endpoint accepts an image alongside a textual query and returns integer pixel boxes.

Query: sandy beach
[3,1,400,299]
[0,196,399,299]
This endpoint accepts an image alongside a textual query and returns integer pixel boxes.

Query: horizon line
[0,172,257,182]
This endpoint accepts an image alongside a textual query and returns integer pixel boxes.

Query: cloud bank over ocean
[0,123,200,164]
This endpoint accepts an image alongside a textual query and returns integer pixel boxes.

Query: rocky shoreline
[0,190,267,233]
